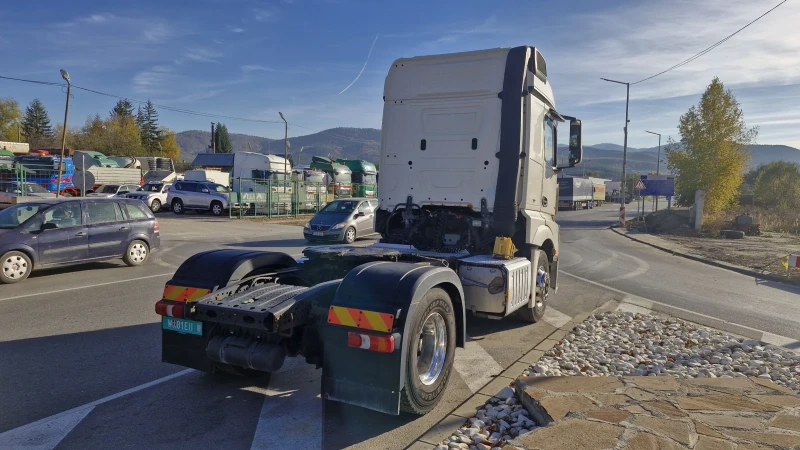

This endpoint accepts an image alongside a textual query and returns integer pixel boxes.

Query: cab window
[544,116,556,167]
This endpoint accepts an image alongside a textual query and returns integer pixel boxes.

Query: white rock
[495,387,515,400]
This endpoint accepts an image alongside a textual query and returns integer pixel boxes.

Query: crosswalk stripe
[453,339,505,393]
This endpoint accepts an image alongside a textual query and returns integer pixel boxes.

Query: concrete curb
[407,303,614,450]
[609,226,797,285]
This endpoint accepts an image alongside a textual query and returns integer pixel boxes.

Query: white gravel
[434,312,800,449]
[524,312,800,391]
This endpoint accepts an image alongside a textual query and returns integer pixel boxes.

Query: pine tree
[111,99,134,118]
[135,106,145,131]
[140,100,160,153]
[22,99,54,148]
[214,123,233,153]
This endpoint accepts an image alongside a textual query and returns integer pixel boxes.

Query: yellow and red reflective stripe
[162,285,211,302]
[327,306,394,332]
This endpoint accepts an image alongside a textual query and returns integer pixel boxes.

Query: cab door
[540,116,558,218]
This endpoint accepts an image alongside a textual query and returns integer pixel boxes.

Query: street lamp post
[601,78,630,225]
[278,112,288,176]
[56,69,71,198]
[645,130,662,212]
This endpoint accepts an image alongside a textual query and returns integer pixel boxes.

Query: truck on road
[336,159,377,198]
[156,46,583,416]
[557,176,593,210]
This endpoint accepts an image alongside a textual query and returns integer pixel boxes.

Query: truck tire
[150,199,162,213]
[399,287,456,415]
[172,199,184,214]
[123,240,149,266]
[1,251,32,284]
[516,250,549,323]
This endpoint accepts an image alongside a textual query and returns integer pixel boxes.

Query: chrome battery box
[457,255,532,316]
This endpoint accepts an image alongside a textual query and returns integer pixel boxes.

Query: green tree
[101,115,144,157]
[214,123,233,153]
[753,161,800,210]
[158,128,182,161]
[585,170,601,178]
[135,106,146,131]
[0,98,23,141]
[666,77,757,214]
[111,99,134,118]
[140,101,160,153]
[22,99,54,148]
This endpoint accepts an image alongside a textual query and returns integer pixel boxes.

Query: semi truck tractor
[155,46,583,416]
[336,159,378,197]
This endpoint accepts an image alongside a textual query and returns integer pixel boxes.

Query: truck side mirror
[568,119,583,167]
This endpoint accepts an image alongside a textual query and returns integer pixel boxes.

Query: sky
[2,0,800,149]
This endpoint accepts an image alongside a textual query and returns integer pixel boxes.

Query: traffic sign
[634,179,646,190]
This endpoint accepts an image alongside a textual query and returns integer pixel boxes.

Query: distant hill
[176,127,800,179]
[176,127,381,165]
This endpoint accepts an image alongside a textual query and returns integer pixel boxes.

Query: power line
[0,73,378,145]
[633,0,788,85]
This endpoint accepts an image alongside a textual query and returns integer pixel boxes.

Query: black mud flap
[321,261,465,415]
[160,249,298,371]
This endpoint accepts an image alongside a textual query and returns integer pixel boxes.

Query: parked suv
[126,182,172,213]
[166,181,231,216]
[0,198,161,284]
[303,198,379,243]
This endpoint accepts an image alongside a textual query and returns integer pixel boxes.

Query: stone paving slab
[510,375,800,450]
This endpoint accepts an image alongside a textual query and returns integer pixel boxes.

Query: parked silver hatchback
[303,198,379,244]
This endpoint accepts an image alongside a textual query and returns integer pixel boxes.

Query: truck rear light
[155,300,184,318]
[347,331,395,353]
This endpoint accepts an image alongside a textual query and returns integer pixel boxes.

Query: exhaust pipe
[206,336,287,373]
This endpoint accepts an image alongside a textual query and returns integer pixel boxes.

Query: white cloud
[228,26,245,33]
[133,65,178,94]
[241,65,273,72]
[180,48,222,64]
[253,8,277,23]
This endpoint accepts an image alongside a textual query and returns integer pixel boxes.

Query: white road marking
[249,359,322,450]
[453,338,505,393]
[562,271,800,355]
[0,273,175,302]
[542,307,572,328]
[581,250,619,275]
[0,369,193,449]
[603,252,650,282]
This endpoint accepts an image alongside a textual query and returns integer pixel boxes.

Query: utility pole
[601,78,630,224]
[645,130,662,212]
[279,112,288,176]
[210,122,216,153]
[56,69,71,198]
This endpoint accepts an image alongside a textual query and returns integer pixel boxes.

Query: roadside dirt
[242,216,310,227]
[659,232,800,276]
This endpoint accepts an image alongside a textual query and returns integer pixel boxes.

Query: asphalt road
[557,204,800,342]
[1,205,797,450]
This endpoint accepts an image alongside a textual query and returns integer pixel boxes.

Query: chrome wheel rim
[151,200,160,211]
[417,312,447,386]
[129,243,147,263]
[346,228,355,242]
[173,202,182,213]
[535,264,550,312]
[213,204,222,215]
[2,255,28,279]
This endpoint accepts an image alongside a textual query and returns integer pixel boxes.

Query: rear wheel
[172,199,184,214]
[517,250,549,323]
[399,287,456,415]
[150,199,162,212]
[210,201,224,216]
[123,240,149,266]
[1,251,32,284]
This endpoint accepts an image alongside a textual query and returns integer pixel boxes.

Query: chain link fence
[228,177,378,219]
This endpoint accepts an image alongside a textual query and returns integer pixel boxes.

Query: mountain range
[175,128,800,180]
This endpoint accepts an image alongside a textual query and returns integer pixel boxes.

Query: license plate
[162,317,203,335]
[313,231,324,236]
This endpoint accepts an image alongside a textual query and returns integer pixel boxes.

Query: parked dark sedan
[0,197,161,284]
